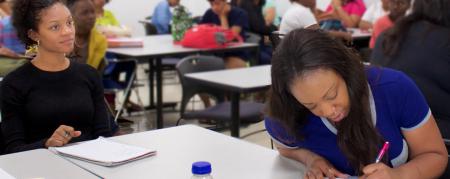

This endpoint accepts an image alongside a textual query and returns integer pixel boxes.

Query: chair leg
[176,118,183,126]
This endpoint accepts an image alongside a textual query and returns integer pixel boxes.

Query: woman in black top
[0,0,113,154]
[371,0,450,139]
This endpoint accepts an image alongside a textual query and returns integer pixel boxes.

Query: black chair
[103,59,144,120]
[175,55,264,129]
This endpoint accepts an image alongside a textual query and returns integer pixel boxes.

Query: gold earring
[25,40,39,56]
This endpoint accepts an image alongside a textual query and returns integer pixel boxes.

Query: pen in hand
[375,141,390,163]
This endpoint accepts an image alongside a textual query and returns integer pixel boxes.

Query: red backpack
[180,24,243,49]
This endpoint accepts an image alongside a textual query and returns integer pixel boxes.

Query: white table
[107,35,259,129]
[348,28,372,39]
[0,149,99,179]
[67,125,304,179]
[185,65,271,137]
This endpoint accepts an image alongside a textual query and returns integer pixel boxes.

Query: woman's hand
[361,163,400,179]
[305,157,349,179]
[331,0,343,8]
[45,125,81,148]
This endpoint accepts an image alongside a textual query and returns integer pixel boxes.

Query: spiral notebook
[51,137,156,167]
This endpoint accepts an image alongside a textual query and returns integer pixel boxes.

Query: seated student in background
[318,0,366,28]
[0,0,11,19]
[0,0,27,77]
[92,0,139,116]
[66,0,107,71]
[231,0,276,65]
[359,0,389,30]
[201,0,249,69]
[265,29,447,178]
[262,0,280,27]
[279,0,351,42]
[371,0,450,144]
[151,0,181,34]
[92,0,130,37]
[369,0,410,48]
[1,0,113,154]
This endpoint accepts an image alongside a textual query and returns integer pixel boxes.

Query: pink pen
[375,141,390,163]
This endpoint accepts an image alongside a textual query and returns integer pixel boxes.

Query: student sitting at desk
[279,0,351,42]
[92,0,130,37]
[318,0,366,28]
[201,0,249,69]
[0,0,27,77]
[371,0,450,148]
[369,0,411,48]
[265,29,447,178]
[1,0,113,154]
[151,0,181,34]
[358,0,389,30]
[66,0,107,71]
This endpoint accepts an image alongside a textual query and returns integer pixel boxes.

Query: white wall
[106,0,376,36]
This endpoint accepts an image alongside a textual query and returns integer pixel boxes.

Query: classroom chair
[175,55,264,130]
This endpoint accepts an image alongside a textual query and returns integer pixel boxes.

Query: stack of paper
[51,137,156,167]
[0,168,15,179]
[107,38,144,48]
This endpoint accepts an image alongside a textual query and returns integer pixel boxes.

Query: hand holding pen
[361,141,400,179]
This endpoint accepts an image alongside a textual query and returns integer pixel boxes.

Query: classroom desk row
[0,125,305,179]
[107,35,261,132]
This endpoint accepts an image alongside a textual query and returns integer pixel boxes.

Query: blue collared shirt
[151,0,172,34]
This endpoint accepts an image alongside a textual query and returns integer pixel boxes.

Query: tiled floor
[115,64,273,149]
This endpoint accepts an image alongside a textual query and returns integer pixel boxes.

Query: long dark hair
[382,0,450,56]
[268,29,383,174]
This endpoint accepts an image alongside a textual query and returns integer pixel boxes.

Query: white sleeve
[279,8,317,34]
[362,5,375,22]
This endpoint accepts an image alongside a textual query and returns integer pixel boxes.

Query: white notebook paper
[0,168,15,179]
[51,137,156,167]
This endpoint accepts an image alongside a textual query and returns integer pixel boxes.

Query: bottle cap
[192,161,212,175]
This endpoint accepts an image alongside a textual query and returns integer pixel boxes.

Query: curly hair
[12,0,63,48]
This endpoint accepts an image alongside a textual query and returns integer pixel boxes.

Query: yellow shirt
[95,10,120,27]
[87,28,107,69]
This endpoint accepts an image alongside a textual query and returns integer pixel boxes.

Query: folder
[107,38,144,48]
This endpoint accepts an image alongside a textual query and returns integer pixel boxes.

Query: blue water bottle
[191,161,213,179]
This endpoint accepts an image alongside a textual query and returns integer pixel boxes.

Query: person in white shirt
[359,0,389,30]
[279,0,316,34]
[279,0,351,42]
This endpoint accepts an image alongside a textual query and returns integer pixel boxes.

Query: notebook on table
[107,38,144,48]
[51,137,156,167]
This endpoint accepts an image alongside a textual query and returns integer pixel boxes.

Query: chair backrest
[144,22,158,36]
[142,16,158,35]
[269,31,285,50]
[176,55,226,116]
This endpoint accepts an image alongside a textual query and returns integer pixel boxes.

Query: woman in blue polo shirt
[265,29,447,178]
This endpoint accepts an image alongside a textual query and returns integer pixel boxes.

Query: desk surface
[68,125,304,179]
[185,65,271,93]
[0,149,98,179]
[348,28,372,39]
[107,35,258,58]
